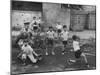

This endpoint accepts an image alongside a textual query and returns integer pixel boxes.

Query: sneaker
[86,63,90,68]
[62,50,66,55]
[62,52,65,55]
[38,56,42,60]
[52,52,55,55]
[67,59,76,65]
[69,60,76,63]
[46,52,48,55]
[22,63,27,66]
[67,60,72,65]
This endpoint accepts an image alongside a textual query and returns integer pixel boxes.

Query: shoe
[67,59,76,65]
[86,63,90,68]
[62,50,65,55]
[46,52,48,55]
[67,60,71,65]
[38,57,42,60]
[22,63,27,66]
[52,52,55,55]
[62,52,65,55]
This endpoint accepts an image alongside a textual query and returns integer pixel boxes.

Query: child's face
[74,38,79,41]
[24,43,28,46]
[57,22,60,25]
[63,28,67,31]
[33,17,36,20]
[49,28,53,31]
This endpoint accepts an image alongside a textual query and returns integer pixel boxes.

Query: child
[68,35,90,68]
[21,22,31,33]
[46,26,55,55]
[19,41,40,65]
[29,16,37,29]
[18,22,31,41]
[18,39,24,48]
[30,17,40,31]
[61,25,69,55]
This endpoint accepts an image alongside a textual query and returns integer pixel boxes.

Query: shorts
[47,38,54,46]
[57,29,62,33]
[62,41,68,46]
[75,50,82,59]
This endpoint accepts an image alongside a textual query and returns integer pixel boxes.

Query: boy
[68,35,90,68]
[61,25,69,55]
[16,22,31,44]
[20,41,40,65]
[21,22,31,33]
[46,26,55,55]
[21,22,31,39]
[29,17,40,31]
[29,17,37,29]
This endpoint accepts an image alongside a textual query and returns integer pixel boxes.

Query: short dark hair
[72,35,78,41]
[24,22,30,25]
[24,39,29,43]
[63,25,67,28]
[33,26,38,30]
[49,26,53,29]
[34,21,37,25]
[33,16,36,19]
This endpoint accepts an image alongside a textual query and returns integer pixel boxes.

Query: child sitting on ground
[17,41,41,65]
[67,35,90,68]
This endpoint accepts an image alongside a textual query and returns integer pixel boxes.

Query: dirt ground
[11,30,96,74]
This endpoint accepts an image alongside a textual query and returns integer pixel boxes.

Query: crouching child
[66,35,90,68]
[18,41,42,65]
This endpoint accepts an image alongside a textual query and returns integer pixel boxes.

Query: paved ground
[11,30,96,74]
[12,30,96,39]
[11,41,96,74]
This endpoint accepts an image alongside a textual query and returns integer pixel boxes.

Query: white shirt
[47,31,55,39]
[22,45,33,55]
[30,20,36,25]
[29,20,37,29]
[36,19,41,24]
[18,39,23,46]
[61,30,69,41]
[31,31,38,36]
[56,24,63,29]
[73,41,80,51]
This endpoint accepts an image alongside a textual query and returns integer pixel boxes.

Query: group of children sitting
[16,18,89,68]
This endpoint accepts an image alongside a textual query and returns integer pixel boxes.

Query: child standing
[68,35,89,68]
[46,26,55,55]
[61,25,69,55]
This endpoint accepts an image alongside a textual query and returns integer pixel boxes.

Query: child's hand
[70,49,74,52]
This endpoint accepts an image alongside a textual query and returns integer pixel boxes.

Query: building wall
[11,1,42,28]
[70,5,96,31]
[88,12,96,30]
[43,3,70,30]
[11,10,41,28]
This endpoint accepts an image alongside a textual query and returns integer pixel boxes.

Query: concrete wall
[43,3,70,30]
[11,10,41,27]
